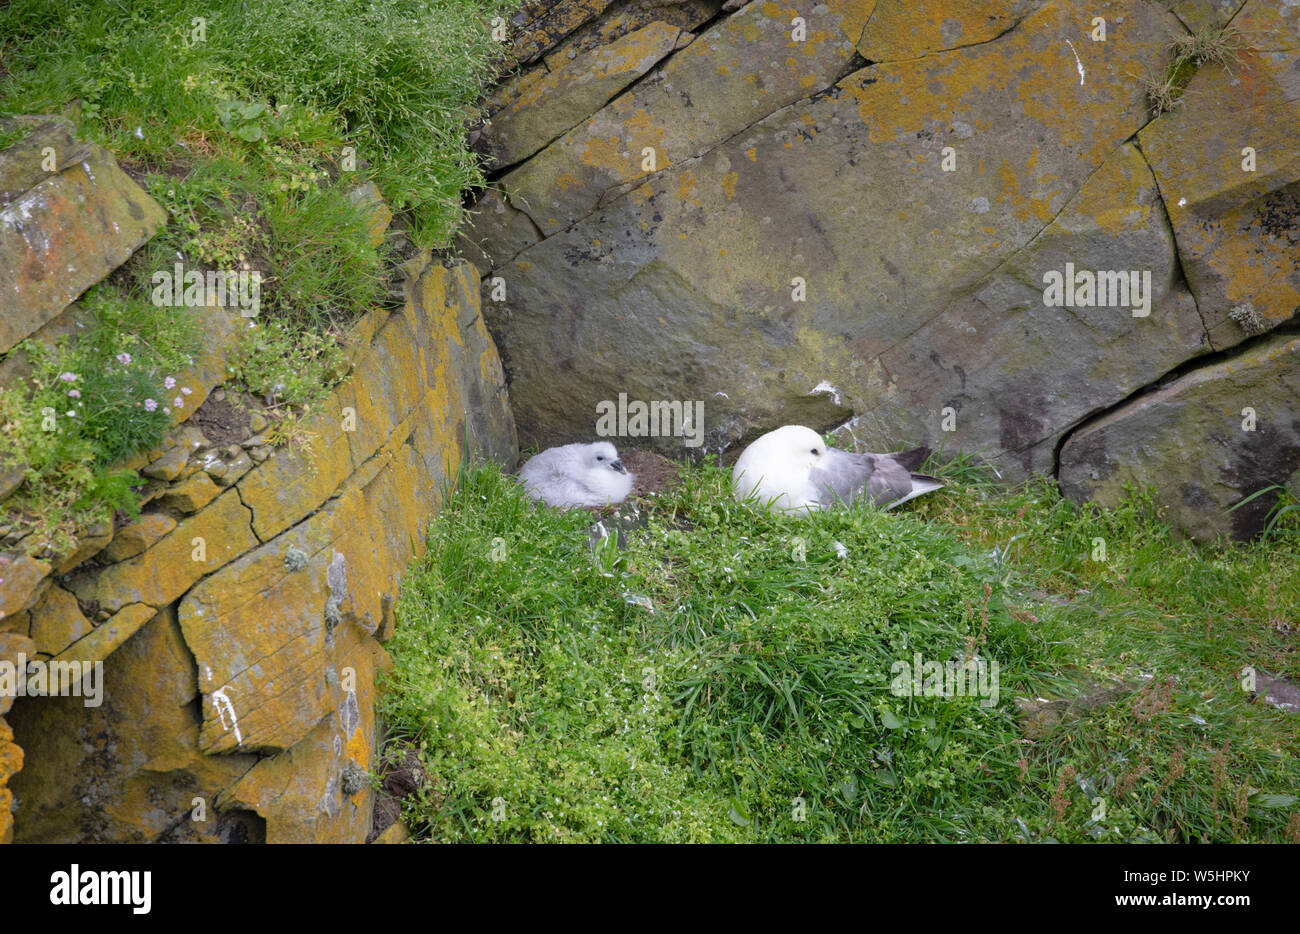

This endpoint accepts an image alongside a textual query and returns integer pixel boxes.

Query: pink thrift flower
[59,372,77,382]
[144,398,158,412]
[164,376,177,389]
[181,386,192,395]
[116,352,132,365]
[173,396,184,409]
[68,389,81,399]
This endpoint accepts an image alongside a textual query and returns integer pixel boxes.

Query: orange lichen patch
[836,1,1171,229]
[554,171,583,192]
[511,0,617,62]
[858,0,1025,61]
[998,159,1017,194]
[623,108,666,155]
[721,171,739,200]
[577,136,623,171]
[346,726,368,771]
[677,170,700,205]
[746,147,758,162]
[1027,197,1055,222]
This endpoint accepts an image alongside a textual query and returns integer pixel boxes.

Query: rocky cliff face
[463,0,1299,541]
[0,120,516,842]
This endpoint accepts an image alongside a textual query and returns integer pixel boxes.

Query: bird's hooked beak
[610,459,627,474]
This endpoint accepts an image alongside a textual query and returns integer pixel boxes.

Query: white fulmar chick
[517,440,635,508]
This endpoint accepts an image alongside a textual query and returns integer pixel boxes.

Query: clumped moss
[1228,302,1265,335]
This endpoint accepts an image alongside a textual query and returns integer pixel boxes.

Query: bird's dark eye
[811,448,820,455]
[596,455,604,461]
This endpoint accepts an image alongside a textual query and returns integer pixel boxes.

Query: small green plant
[1136,23,1249,115]
[227,317,346,408]
[215,97,273,143]
[0,121,33,150]
[0,288,199,553]
[1228,484,1300,538]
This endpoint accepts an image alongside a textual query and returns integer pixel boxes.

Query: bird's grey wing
[809,449,914,507]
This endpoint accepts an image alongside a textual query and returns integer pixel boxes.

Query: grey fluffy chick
[518,441,635,507]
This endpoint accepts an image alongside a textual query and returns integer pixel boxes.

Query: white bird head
[577,440,633,505]
[586,440,628,476]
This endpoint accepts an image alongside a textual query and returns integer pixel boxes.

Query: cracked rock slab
[1060,332,1300,542]
[481,0,1182,454]
[482,20,683,170]
[497,0,858,235]
[6,607,258,843]
[856,0,1045,61]
[863,142,1210,478]
[0,117,166,353]
[1136,0,1300,350]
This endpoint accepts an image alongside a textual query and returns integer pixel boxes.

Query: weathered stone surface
[178,490,384,755]
[102,513,177,562]
[481,0,1183,458]
[1060,333,1300,542]
[0,116,92,202]
[498,0,858,235]
[0,716,21,844]
[178,258,513,759]
[857,0,1043,61]
[539,0,717,71]
[158,472,222,513]
[235,394,354,542]
[55,603,156,666]
[1137,1,1300,350]
[483,21,682,170]
[347,181,393,248]
[371,821,409,844]
[0,610,28,638]
[456,189,543,277]
[141,446,190,481]
[845,142,1210,477]
[27,585,93,656]
[0,554,51,620]
[0,467,22,505]
[1166,0,1245,31]
[0,632,36,717]
[217,631,390,843]
[0,117,167,353]
[511,0,620,63]
[68,490,255,614]
[7,607,259,843]
[50,521,113,574]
